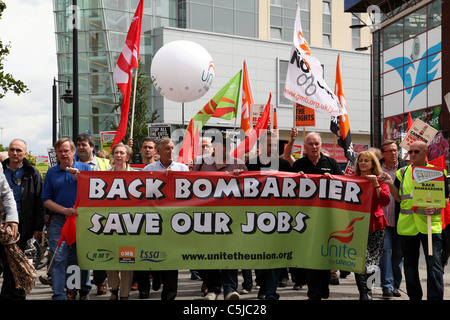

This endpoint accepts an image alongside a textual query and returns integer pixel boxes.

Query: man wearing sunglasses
[379,140,449,300]
[1,139,45,299]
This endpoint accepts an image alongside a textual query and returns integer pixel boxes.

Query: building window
[270,0,300,42]
[299,0,310,43]
[186,1,258,37]
[278,59,292,106]
[352,13,361,49]
[271,27,282,40]
[322,0,331,47]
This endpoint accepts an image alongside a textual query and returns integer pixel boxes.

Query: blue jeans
[379,226,403,291]
[49,215,91,300]
[221,269,238,296]
[400,233,443,300]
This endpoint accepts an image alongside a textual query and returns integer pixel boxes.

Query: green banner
[75,171,373,273]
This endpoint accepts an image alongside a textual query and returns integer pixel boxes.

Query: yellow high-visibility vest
[396,164,444,236]
[96,156,110,171]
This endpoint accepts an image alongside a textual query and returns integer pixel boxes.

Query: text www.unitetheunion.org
[181,251,293,261]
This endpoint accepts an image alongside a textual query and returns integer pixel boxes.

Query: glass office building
[53,0,175,140]
[345,0,448,167]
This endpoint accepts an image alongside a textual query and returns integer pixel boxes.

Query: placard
[400,118,438,150]
[412,166,446,208]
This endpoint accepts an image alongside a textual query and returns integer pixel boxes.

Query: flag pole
[427,215,433,255]
[130,67,139,139]
[46,245,60,275]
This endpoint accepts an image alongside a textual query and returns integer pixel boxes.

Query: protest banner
[148,123,171,140]
[100,131,116,152]
[399,118,438,151]
[75,171,374,273]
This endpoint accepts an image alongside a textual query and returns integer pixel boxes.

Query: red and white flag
[111,0,144,148]
[240,61,254,135]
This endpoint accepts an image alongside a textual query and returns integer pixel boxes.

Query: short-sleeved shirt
[292,154,343,175]
[143,160,189,172]
[42,160,91,213]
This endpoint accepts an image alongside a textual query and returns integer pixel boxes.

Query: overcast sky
[0,1,57,156]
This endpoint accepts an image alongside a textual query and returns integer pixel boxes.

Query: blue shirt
[4,166,24,217]
[143,161,189,172]
[42,160,91,213]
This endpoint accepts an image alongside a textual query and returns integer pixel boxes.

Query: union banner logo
[327,217,365,244]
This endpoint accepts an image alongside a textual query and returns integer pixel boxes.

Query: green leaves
[0,3,29,99]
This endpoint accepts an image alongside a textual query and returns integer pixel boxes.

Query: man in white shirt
[143,138,188,300]
[144,138,189,173]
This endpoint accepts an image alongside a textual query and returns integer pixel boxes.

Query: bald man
[379,141,449,300]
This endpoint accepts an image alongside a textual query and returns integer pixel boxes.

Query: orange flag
[330,54,355,164]
[241,61,254,135]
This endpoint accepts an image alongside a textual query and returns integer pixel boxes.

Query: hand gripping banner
[75,171,374,273]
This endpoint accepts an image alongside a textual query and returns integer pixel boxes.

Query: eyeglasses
[408,150,421,155]
[382,149,397,153]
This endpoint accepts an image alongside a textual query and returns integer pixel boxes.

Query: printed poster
[412,166,446,208]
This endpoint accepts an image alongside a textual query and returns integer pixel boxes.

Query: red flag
[111,0,144,149]
[407,112,413,131]
[241,61,254,135]
[57,215,77,246]
[429,155,446,169]
[428,155,450,229]
[232,93,272,159]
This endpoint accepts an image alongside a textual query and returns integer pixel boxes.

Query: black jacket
[2,158,45,248]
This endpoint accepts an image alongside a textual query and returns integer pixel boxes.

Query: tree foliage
[0,1,29,99]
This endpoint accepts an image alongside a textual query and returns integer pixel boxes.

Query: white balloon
[151,40,215,103]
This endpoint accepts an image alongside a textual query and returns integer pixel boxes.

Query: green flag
[177,70,242,164]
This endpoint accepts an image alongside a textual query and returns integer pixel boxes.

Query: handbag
[0,224,37,293]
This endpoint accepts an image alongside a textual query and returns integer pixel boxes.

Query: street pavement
[13,255,450,301]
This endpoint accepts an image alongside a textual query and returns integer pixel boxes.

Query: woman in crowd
[353,150,390,300]
[107,143,134,300]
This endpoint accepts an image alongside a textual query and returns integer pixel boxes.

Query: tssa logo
[139,250,167,263]
[320,217,365,268]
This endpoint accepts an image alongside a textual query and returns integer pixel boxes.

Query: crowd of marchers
[0,127,448,301]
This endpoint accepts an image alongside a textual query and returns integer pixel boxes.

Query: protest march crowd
[0,127,449,301]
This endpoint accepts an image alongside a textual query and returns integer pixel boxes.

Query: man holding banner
[193,132,247,300]
[246,132,292,300]
[143,138,188,300]
[42,138,92,300]
[379,141,449,300]
[292,132,343,300]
